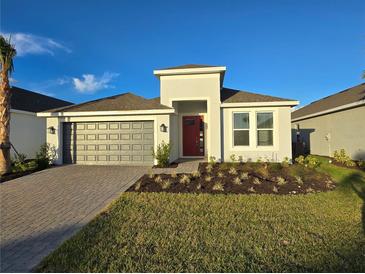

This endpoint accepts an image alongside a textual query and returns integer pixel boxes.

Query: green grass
[37,157,365,272]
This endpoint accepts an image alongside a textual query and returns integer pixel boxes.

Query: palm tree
[0,35,16,175]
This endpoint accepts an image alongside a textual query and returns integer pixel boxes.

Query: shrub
[196,183,202,190]
[134,181,141,191]
[192,170,201,178]
[233,177,242,185]
[281,157,290,168]
[205,175,212,182]
[230,154,237,162]
[358,160,365,169]
[295,176,303,185]
[208,156,216,165]
[253,178,261,185]
[171,171,177,178]
[179,174,190,184]
[206,164,213,173]
[273,186,279,193]
[295,155,306,165]
[248,186,255,192]
[212,181,224,191]
[14,153,27,163]
[35,143,56,169]
[240,172,249,180]
[305,155,320,169]
[217,171,224,178]
[228,167,237,175]
[152,141,171,168]
[154,175,162,183]
[333,149,356,167]
[161,179,171,189]
[276,176,286,185]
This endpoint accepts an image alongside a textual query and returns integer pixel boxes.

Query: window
[233,113,249,146]
[257,112,273,146]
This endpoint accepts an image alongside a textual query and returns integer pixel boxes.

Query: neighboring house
[38,65,298,165]
[291,83,365,160]
[10,86,73,158]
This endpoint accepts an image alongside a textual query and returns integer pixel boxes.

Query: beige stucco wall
[46,114,171,165]
[159,73,222,160]
[292,105,365,160]
[10,110,46,158]
[222,106,293,162]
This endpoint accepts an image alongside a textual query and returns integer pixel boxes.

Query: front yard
[37,157,365,272]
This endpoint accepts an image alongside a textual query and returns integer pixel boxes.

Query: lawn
[37,157,365,272]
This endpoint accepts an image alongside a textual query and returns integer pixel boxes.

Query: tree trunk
[0,68,11,175]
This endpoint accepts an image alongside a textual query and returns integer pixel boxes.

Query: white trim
[291,100,365,122]
[256,111,274,147]
[221,101,299,108]
[232,112,250,147]
[10,109,37,116]
[37,108,176,117]
[154,66,226,76]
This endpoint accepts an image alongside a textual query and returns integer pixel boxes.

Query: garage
[63,121,154,165]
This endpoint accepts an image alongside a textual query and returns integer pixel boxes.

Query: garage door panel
[63,121,154,165]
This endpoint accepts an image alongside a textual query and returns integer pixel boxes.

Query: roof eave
[291,99,365,122]
[221,100,299,108]
[37,108,176,117]
[154,66,227,77]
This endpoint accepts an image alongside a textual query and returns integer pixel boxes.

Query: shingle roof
[10,86,73,112]
[221,87,295,103]
[47,92,172,112]
[157,64,223,70]
[291,83,365,120]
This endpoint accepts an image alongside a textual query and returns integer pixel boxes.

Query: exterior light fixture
[48,126,56,134]
[160,123,167,132]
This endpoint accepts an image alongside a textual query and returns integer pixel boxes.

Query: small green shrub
[228,167,237,175]
[295,155,306,165]
[305,155,320,168]
[233,177,242,185]
[171,171,177,178]
[248,186,255,192]
[276,176,287,185]
[14,153,27,163]
[196,183,202,190]
[179,174,190,184]
[208,156,216,165]
[192,170,201,178]
[212,181,224,191]
[358,160,365,169]
[36,143,56,170]
[333,149,356,167]
[152,141,171,168]
[281,157,290,168]
[206,164,213,173]
[253,178,261,185]
[273,186,279,193]
[154,175,162,183]
[295,176,303,185]
[205,175,212,182]
[161,179,171,189]
[229,154,237,162]
[240,172,249,180]
[217,171,224,178]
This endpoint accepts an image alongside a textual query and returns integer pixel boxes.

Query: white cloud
[0,32,71,56]
[72,72,119,93]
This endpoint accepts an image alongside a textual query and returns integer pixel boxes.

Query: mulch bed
[127,162,336,195]
[0,169,37,183]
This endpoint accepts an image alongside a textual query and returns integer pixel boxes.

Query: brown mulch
[127,162,336,195]
[0,169,36,183]
[152,162,179,169]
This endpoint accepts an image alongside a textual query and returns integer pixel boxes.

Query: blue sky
[2,0,365,106]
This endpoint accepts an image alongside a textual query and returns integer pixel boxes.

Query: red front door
[182,116,204,156]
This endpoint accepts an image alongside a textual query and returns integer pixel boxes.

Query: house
[38,65,298,165]
[291,83,365,160]
[10,86,73,158]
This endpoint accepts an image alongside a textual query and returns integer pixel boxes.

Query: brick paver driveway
[0,165,146,272]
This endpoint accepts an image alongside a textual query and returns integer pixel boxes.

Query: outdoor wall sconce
[48,126,56,134]
[160,123,167,132]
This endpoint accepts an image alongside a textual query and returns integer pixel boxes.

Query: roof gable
[221,87,295,103]
[10,86,73,112]
[292,83,365,120]
[47,92,171,113]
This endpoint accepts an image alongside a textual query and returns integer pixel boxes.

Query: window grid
[256,112,274,146]
[233,112,250,146]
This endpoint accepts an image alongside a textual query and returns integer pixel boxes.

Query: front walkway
[150,158,205,174]
[0,165,146,273]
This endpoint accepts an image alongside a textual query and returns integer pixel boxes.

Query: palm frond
[0,35,17,75]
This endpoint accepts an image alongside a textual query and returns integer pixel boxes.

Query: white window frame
[232,112,250,147]
[256,112,274,147]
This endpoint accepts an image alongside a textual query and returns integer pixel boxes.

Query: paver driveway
[0,165,146,272]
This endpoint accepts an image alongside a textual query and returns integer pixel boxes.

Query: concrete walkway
[150,158,205,174]
[0,165,146,273]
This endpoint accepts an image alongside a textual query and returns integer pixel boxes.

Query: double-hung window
[233,112,250,146]
[257,112,273,146]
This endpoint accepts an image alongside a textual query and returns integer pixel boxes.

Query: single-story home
[291,83,365,160]
[38,64,299,165]
[10,86,73,158]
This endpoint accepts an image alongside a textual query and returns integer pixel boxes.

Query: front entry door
[182,116,204,156]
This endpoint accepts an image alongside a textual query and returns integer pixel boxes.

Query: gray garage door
[63,121,154,165]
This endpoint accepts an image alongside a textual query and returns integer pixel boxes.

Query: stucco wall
[222,106,293,162]
[10,110,46,158]
[292,105,365,160]
[46,114,171,165]
[159,73,222,160]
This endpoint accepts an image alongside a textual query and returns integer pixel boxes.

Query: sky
[1,0,365,107]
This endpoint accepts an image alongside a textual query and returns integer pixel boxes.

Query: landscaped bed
[36,156,365,272]
[127,162,336,195]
